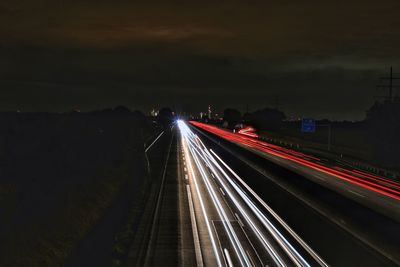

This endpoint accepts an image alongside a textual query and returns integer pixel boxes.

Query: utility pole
[377,66,400,102]
[390,66,393,100]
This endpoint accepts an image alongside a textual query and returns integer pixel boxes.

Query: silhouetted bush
[366,101,400,167]
[157,107,174,128]
[244,107,286,131]
[223,108,241,128]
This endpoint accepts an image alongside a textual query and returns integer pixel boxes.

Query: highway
[137,120,399,266]
[190,121,400,221]
[185,121,400,266]
[178,120,328,266]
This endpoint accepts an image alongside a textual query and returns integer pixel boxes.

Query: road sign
[301,118,315,133]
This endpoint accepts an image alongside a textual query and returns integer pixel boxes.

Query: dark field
[257,120,400,173]
[0,111,157,267]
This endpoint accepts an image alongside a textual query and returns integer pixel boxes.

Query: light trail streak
[199,144,309,267]
[178,120,327,267]
[190,121,400,201]
[209,149,329,267]
[238,126,259,138]
[180,123,224,267]
[203,154,287,266]
[189,140,253,267]
[224,248,234,267]
[186,184,204,267]
[183,122,259,266]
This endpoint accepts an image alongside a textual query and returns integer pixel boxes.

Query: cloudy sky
[1,0,399,119]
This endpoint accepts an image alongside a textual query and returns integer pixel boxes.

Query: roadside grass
[111,177,151,267]
[0,159,138,267]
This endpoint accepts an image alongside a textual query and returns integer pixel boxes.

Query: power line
[376,66,400,102]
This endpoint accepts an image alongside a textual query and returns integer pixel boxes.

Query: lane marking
[186,184,204,267]
[219,187,226,196]
[348,189,365,198]
[212,221,228,267]
[234,213,244,227]
[314,174,326,181]
[246,250,257,267]
[185,174,188,180]
[240,221,265,266]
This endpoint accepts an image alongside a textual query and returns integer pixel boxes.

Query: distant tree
[113,106,131,113]
[100,108,113,113]
[133,110,148,125]
[157,107,174,127]
[242,112,252,123]
[244,107,286,131]
[223,108,241,128]
[365,101,400,167]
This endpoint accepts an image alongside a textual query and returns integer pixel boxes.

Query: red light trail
[237,126,259,138]
[190,121,400,201]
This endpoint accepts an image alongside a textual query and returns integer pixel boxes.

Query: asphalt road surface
[137,121,399,266]
[178,121,329,267]
[185,121,399,266]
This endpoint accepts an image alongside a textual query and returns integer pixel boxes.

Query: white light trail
[209,150,328,267]
[177,120,327,267]
[189,143,253,267]
[180,122,224,267]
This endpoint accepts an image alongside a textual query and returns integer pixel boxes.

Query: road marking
[348,189,365,198]
[234,213,244,227]
[224,248,234,267]
[314,174,326,181]
[184,167,187,172]
[145,131,164,153]
[186,185,204,267]
[143,130,171,265]
[185,174,188,180]
[211,221,227,266]
[219,187,226,196]
[246,250,257,267]
[240,221,265,266]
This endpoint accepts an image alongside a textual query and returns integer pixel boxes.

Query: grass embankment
[260,122,372,160]
[1,163,129,267]
[258,122,400,176]
[111,169,152,267]
[0,111,156,267]
[111,131,171,266]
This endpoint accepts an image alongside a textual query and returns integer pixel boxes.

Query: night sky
[1,0,400,119]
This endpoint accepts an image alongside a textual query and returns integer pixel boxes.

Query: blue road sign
[301,118,315,133]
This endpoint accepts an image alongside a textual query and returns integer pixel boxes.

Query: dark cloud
[0,0,399,119]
